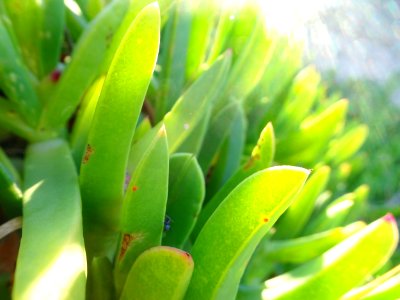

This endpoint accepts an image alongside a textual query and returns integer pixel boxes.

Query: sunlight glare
[26,244,87,300]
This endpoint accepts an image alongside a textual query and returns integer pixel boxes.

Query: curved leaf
[79,3,160,256]
[121,246,194,300]
[114,125,168,292]
[163,153,205,248]
[13,139,86,300]
[185,166,309,299]
[263,214,399,300]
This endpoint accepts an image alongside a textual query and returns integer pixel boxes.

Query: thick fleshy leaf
[224,4,275,101]
[303,193,355,235]
[3,0,64,78]
[114,126,168,292]
[262,214,399,300]
[192,122,275,240]
[198,101,241,173]
[342,264,400,300]
[70,76,104,166]
[163,153,205,248]
[0,19,41,126]
[325,124,368,166]
[79,3,160,256]
[185,166,309,299]
[274,66,320,135]
[0,164,22,218]
[274,165,331,239]
[276,99,348,167]
[204,102,246,197]
[265,222,365,263]
[163,51,231,153]
[120,246,194,300]
[86,257,115,300]
[39,0,130,130]
[13,139,86,300]
[185,0,219,81]
[156,0,191,119]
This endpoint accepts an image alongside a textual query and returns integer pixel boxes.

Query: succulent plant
[0,0,398,299]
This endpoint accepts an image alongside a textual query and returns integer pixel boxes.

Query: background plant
[0,0,398,299]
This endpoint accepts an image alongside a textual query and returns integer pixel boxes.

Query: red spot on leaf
[132,186,138,192]
[263,218,269,223]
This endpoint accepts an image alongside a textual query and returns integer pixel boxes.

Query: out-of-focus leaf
[274,165,331,239]
[303,193,355,235]
[276,99,348,167]
[263,214,399,300]
[325,124,368,166]
[266,222,365,263]
[343,264,400,300]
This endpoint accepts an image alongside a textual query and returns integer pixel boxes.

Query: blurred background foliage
[268,0,400,203]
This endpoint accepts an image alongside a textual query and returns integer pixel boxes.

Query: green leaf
[274,66,321,135]
[156,0,191,119]
[114,125,168,292]
[276,99,348,167]
[224,6,275,101]
[70,76,105,166]
[175,107,211,155]
[0,18,41,126]
[163,153,205,248]
[303,192,355,235]
[65,0,88,41]
[0,164,22,218]
[325,124,368,166]
[86,257,115,300]
[205,102,247,195]
[185,166,310,299]
[79,3,160,257]
[192,122,275,240]
[39,0,131,130]
[185,0,219,81]
[120,246,194,300]
[262,214,399,300]
[265,222,365,264]
[3,0,64,78]
[342,264,400,300]
[13,139,86,300]
[274,165,331,239]
[163,51,231,153]
[198,101,241,173]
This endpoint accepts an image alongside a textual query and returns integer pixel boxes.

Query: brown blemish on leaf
[243,154,261,171]
[82,144,94,164]
[132,186,138,192]
[119,233,142,260]
[263,218,269,223]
